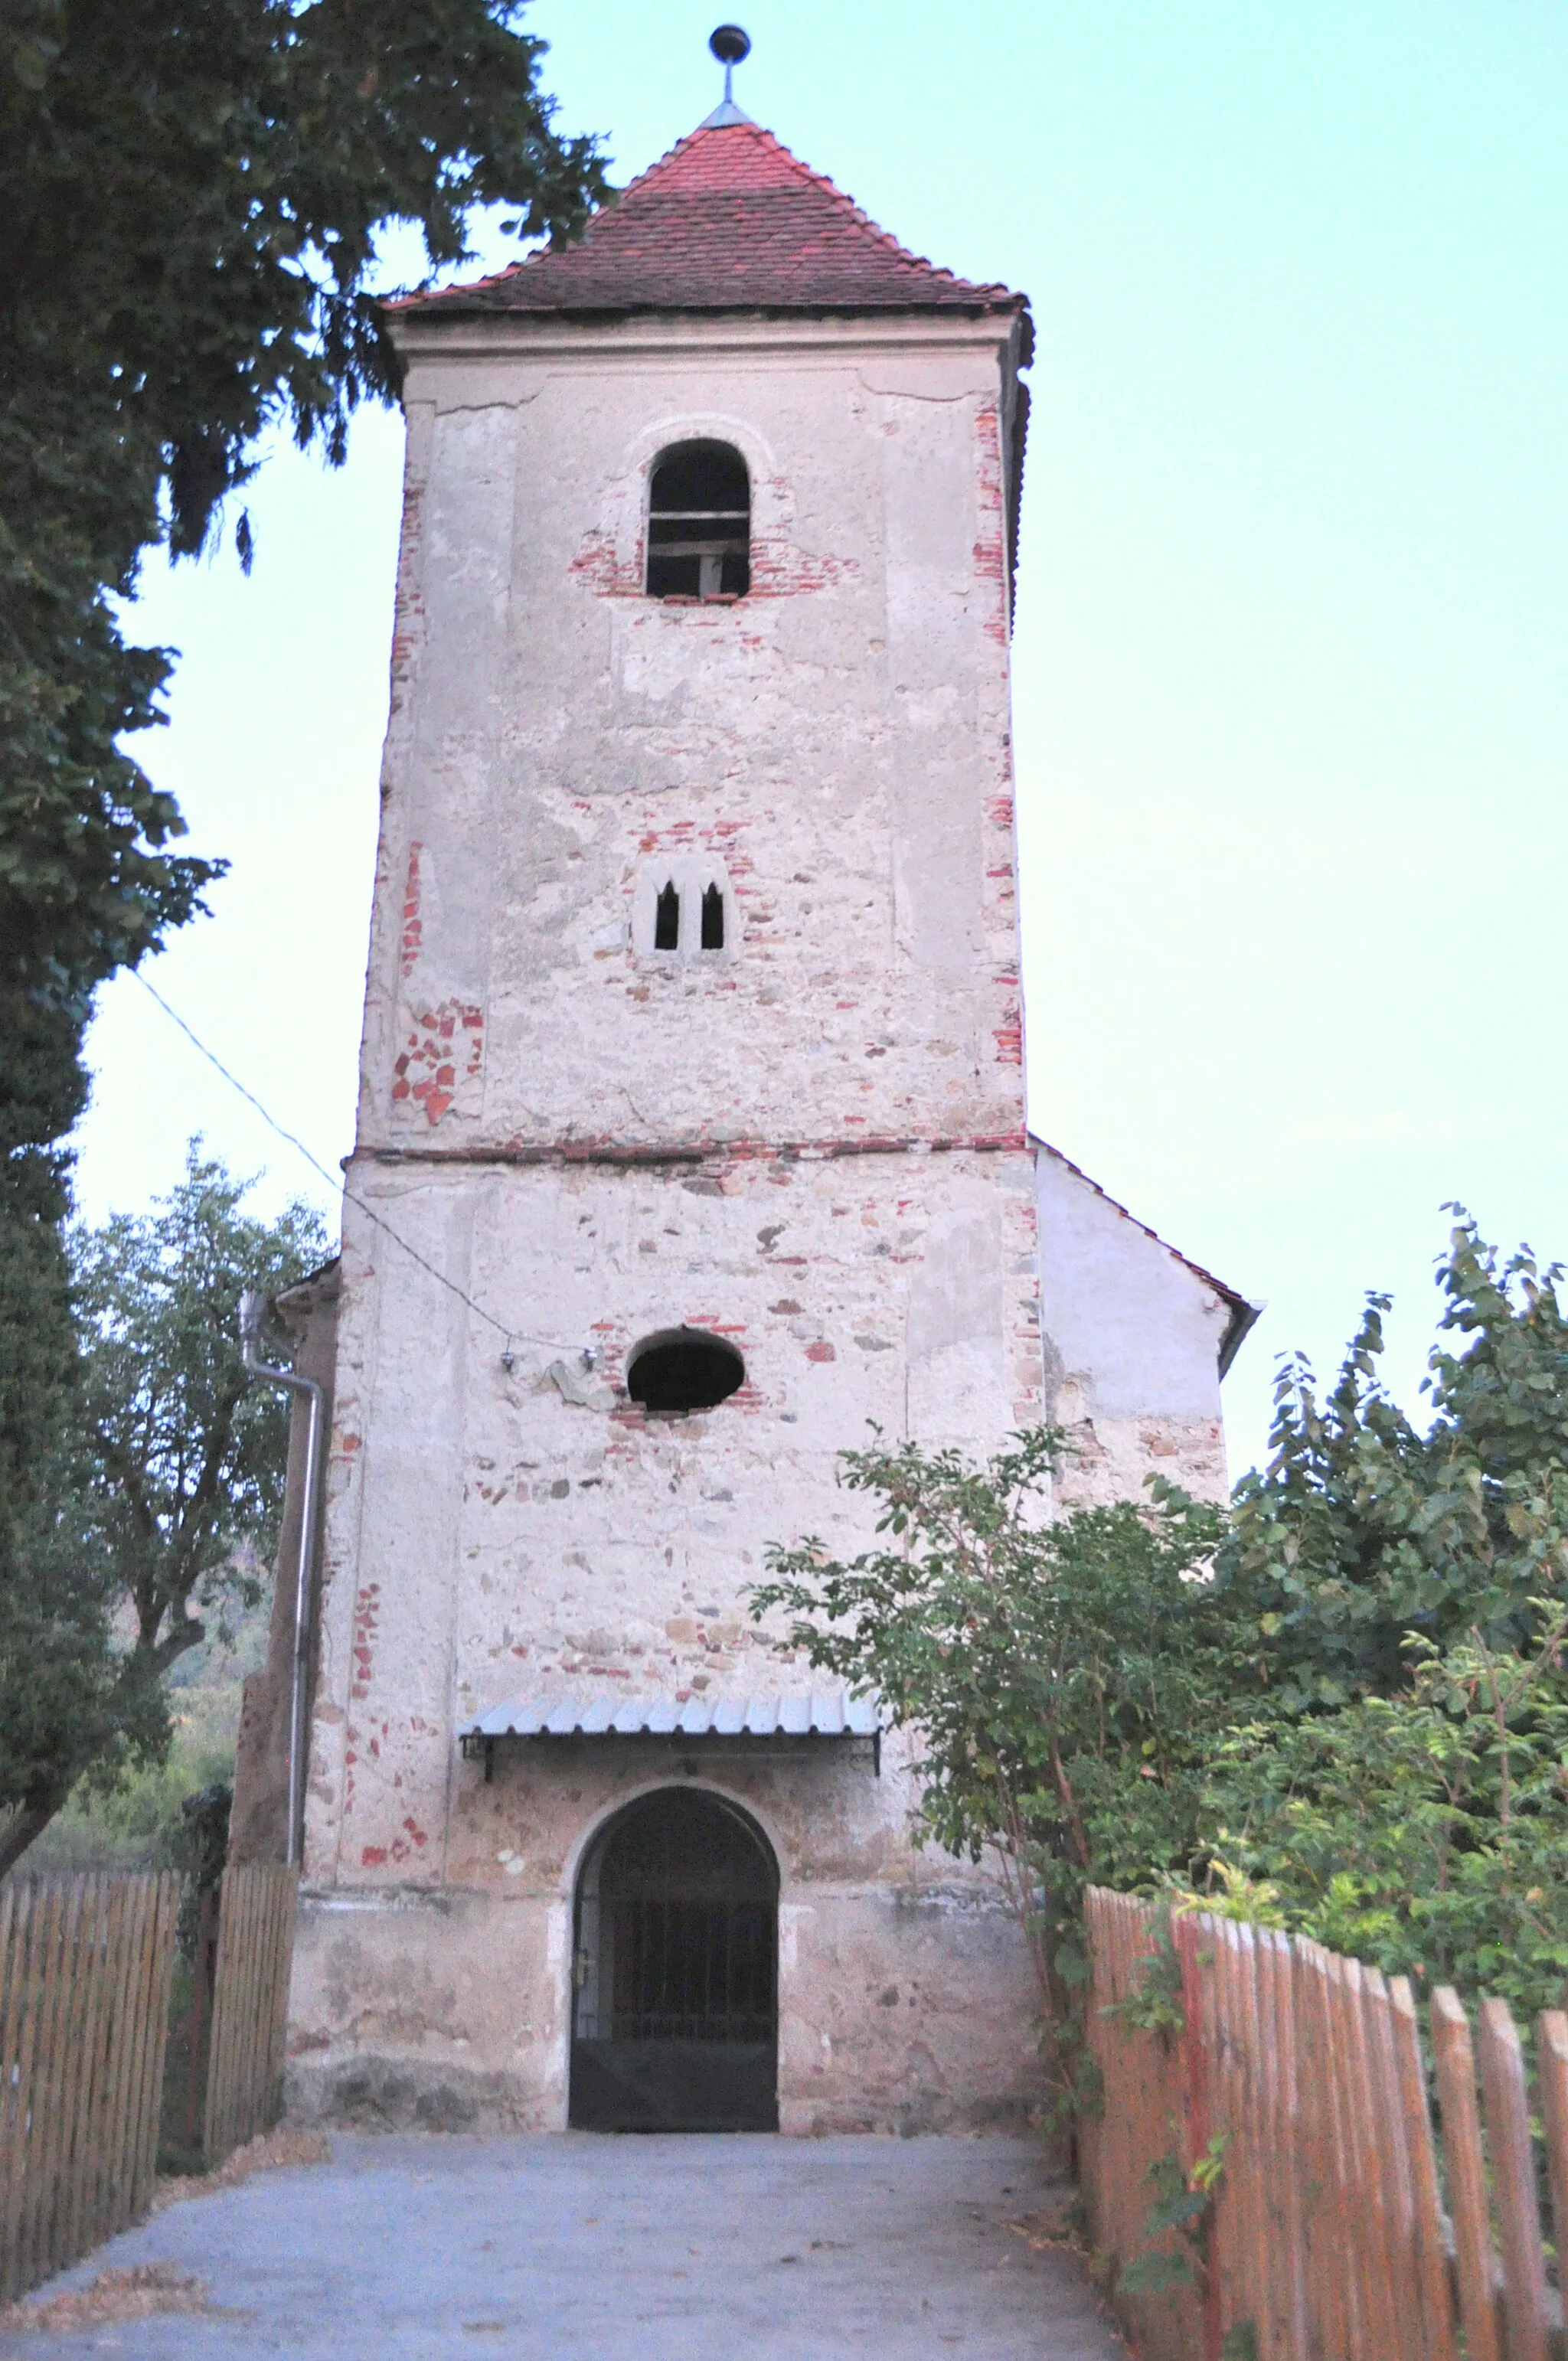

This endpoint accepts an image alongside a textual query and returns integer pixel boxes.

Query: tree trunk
[0,1802,58,1880]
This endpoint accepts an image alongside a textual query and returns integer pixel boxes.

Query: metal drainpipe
[240,1289,325,1871]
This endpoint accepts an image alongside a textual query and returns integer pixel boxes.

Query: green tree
[2,0,606,1102]
[1227,1213,1568,1709]
[73,1145,329,1680]
[752,1430,1236,2101]
[1205,1615,1568,2025]
[1194,1217,1568,2012]
[0,1142,165,1879]
[0,1147,328,1876]
[0,0,604,1841]
[753,1216,1568,2059]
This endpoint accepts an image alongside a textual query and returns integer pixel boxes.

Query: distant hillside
[23,1589,272,1875]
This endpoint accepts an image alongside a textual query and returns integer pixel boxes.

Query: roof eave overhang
[273,1255,341,1321]
[389,302,1031,367]
[460,1724,880,1756]
[1217,1296,1264,1382]
[462,1722,884,1779]
[460,1691,886,1775]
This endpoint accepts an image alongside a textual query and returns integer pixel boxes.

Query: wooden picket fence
[0,1862,299,2305]
[0,1873,181,2306]
[1082,1884,1568,2361]
[203,1864,298,2167]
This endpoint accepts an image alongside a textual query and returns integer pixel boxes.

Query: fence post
[1071,1890,1568,2361]
[1171,1908,1223,2361]
[202,1863,299,2169]
[1537,2009,1568,2298]
[1430,1987,1503,2361]
[1475,1997,1550,2361]
[1387,1976,1458,2361]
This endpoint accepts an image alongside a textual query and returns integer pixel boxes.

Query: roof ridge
[604,114,720,205]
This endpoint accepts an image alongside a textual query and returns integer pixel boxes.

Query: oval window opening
[627,1327,744,1415]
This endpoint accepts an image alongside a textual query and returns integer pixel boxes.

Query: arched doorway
[569,1788,779,2132]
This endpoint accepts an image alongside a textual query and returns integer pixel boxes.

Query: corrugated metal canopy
[463,1691,881,1741]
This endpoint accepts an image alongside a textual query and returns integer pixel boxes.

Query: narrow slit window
[654,881,680,951]
[647,442,750,601]
[700,883,724,951]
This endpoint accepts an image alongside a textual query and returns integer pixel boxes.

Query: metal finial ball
[709,24,751,67]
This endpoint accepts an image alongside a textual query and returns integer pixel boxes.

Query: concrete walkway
[1,2135,1125,2359]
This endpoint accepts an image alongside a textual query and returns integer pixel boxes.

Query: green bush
[1205,1619,1568,2023]
[24,1736,236,1876]
[754,1213,1568,2092]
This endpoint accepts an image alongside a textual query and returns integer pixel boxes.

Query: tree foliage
[1,0,605,1076]
[753,1215,1568,2081]
[71,1145,329,1678]
[1227,1215,1568,1707]
[0,1141,164,1878]
[752,1431,1236,2099]
[1207,1616,1568,2025]
[1200,1213,1568,2019]
[0,2,603,1866]
[0,1147,327,1876]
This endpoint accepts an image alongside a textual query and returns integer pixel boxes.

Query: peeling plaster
[289,309,1236,2137]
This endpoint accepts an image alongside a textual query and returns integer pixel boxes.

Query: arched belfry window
[647,441,750,600]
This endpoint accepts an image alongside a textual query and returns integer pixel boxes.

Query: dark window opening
[570,1789,779,2131]
[654,880,680,951]
[647,440,750,600]
[700,883,724,951]
[627,1327,744,1415]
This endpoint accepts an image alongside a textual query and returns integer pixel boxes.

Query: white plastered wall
[289,298,1243,2135]
[293,306,1046,2134]
[1034,1140,1233,1504]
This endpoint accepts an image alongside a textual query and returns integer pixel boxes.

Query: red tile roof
[392,116,1030,337]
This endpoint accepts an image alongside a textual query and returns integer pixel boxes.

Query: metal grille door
[570,1791,778,2131]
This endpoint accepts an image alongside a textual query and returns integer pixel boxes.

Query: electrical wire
[132,969,586,1361]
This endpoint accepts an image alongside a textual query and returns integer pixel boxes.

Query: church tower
[274,51,1251,2135]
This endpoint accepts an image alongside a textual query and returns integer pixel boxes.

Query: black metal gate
[570,1790,778,2131]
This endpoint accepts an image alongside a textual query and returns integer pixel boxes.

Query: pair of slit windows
[647,441,750,601]
[655,881,724,953]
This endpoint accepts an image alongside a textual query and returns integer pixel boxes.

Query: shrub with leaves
[1205,1613,1568,2023]
[755,1213,1568,2078]
[1227,1214,1568,1707]
[752,1429,1237,2098]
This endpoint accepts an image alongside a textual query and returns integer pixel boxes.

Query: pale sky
[77,0,1568,1479]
